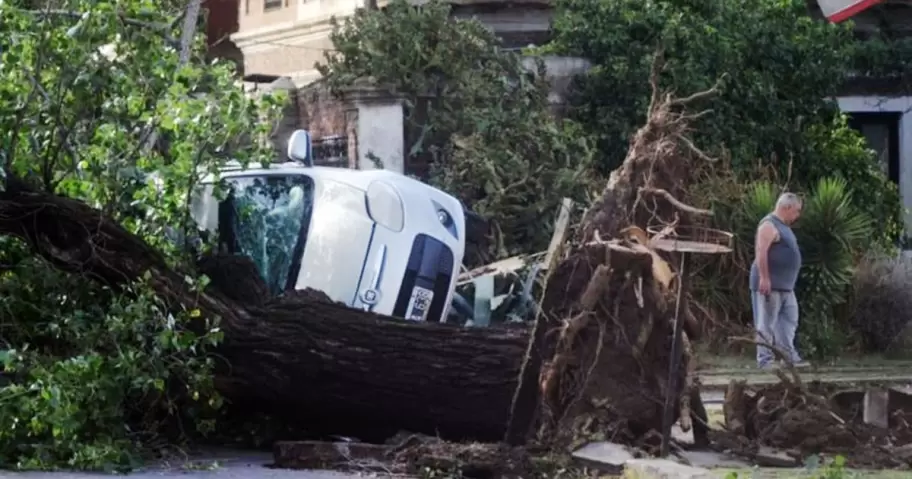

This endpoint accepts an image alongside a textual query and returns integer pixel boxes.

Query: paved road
[2,451,393,479]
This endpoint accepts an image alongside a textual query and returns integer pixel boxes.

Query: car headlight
[437,208,452,226]
[365,181,404,232]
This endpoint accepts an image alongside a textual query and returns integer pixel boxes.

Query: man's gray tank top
[749,214,802,291]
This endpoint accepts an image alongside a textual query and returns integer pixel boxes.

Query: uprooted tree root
[512,51,722,452]
[537,241,680,452]
[714,374,912,469]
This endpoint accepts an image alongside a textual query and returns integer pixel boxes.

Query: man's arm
[755,221,779,280]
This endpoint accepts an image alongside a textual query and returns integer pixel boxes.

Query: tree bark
[0,178,529,441]
[218,295,528,440]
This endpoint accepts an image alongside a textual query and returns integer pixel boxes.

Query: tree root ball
[534,242,686,451]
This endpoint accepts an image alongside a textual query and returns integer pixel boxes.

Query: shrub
[796,116,903,250]
[850,254,912,353]
[0,0,277,469]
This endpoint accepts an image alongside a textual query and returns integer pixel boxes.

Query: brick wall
[204,0,244,73]
[204,0,239,46]
[250,78,348,163]
[295,81,346,139]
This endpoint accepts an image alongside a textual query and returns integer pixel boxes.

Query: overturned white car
[189,130,466,323]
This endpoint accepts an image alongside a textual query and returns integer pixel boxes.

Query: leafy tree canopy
[0,0,283,469]
[319,0,598,264]
[547,0,852,170]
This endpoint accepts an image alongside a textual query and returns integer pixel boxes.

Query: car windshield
[218,174,315,296]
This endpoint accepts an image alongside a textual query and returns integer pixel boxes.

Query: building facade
[232,0,346,85]
[231,0,551,86]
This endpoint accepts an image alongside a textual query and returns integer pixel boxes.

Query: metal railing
[311,135,348,167]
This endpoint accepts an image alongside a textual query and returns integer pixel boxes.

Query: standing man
[749,192,809,369]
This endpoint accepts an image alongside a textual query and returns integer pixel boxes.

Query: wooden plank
[457,254,538,286]
[458,198,574,285]
[543,198,574,271]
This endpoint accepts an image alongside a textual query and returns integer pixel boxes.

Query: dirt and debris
[274,436,542,478]
[712,371,912,469]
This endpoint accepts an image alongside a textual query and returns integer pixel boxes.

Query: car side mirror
[287,129,313,166]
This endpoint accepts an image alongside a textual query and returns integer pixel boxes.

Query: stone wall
[521,55,592,118]
[245,78,348,164]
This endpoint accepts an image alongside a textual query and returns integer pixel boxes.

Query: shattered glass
[221,175,315,295]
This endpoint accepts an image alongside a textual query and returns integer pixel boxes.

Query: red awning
[818,0,885,22]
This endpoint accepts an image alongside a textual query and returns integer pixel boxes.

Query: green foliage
[547,0,902,249]
[431,102,596,260]
[0,240,223,470]
[547,0,854,173]
[552,0,904,345]
[794,178,872,357]
[0,0,283,254]
[806,454,850,479]
[851,24,912,95]
[796,116,903,249]
[0,0,282,470]
[318,0,598,264]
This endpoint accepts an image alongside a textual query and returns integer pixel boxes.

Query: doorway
[846,111,901,185]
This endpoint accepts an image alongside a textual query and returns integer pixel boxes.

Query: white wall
[837,95,912,237]
[356,101,405,173]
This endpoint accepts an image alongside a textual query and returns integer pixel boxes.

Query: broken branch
[638,187,713,217]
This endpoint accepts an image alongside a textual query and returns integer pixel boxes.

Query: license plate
[405,286,434,321]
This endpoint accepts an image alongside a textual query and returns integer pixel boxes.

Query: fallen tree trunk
[218,295,528,440]
[0,177,528,441]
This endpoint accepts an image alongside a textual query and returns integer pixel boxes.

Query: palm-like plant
[794,177,872,298]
